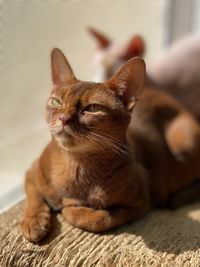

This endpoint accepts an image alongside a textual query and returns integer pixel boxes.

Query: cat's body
[131,87,200,206]
[21,49,200,243]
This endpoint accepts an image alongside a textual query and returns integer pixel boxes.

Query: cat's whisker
[88,134,121,155]
[78,127,120,154]
[97,132,129,152]
[81,134,108,153]
[87,134,122,155]
[85,126,129,151]
[88,131,130,155]
[86,131,128,156]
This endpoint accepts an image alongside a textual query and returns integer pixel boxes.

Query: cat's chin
[55,132,75,148]
[53,131,84,152]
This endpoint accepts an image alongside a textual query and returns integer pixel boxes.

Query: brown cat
[21,48,200,243]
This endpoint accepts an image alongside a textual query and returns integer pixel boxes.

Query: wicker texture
[0,201,200,267]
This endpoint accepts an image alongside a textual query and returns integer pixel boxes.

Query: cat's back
[132,86,183,126]
[129,86,184,140]
[127,86,184,174]
[128,85,200,206]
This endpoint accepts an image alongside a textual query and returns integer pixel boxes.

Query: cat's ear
[51,48,76,86]
[88,27,111,49]
[122,36,145,61]
[107,57,145,112]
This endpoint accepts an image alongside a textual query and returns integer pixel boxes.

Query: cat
[89,28,200,121]
[21,48,200,243]
[88,27,145,82]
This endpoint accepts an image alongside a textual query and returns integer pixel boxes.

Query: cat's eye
[83,104,107,113]
[50,98,63,108]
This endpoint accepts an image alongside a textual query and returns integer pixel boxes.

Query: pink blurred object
[149,34,200,90]
[149,34,200,121]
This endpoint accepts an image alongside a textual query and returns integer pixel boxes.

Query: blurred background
[1,0,200,211]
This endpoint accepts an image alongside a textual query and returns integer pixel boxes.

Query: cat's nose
[59,114,73,125]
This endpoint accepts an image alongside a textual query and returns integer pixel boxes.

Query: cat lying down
[21,48,200,243]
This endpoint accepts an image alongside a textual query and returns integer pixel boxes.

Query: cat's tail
[165,112,200,161]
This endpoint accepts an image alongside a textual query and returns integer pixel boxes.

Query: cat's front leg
[20,169,51,243]
[62,204,149,232]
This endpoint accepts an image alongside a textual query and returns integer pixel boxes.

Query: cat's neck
[52,137,131,170]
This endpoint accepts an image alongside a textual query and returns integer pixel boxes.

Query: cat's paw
[20,212,51,243]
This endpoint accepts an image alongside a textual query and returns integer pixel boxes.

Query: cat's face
[46,48,145,153]
[46,81,130,152]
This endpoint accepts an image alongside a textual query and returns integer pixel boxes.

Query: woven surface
[0,201,200,267]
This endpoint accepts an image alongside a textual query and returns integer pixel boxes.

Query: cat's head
[88,27,145,82]
[46,48,145,153]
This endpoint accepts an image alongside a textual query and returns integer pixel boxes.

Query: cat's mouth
[55,129,75,149]
[56,126,75,138]
[63,125,75,136]
[54,124,84,148]
[51,123,88,150]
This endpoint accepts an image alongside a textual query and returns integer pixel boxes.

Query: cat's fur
[21,48,200,243]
